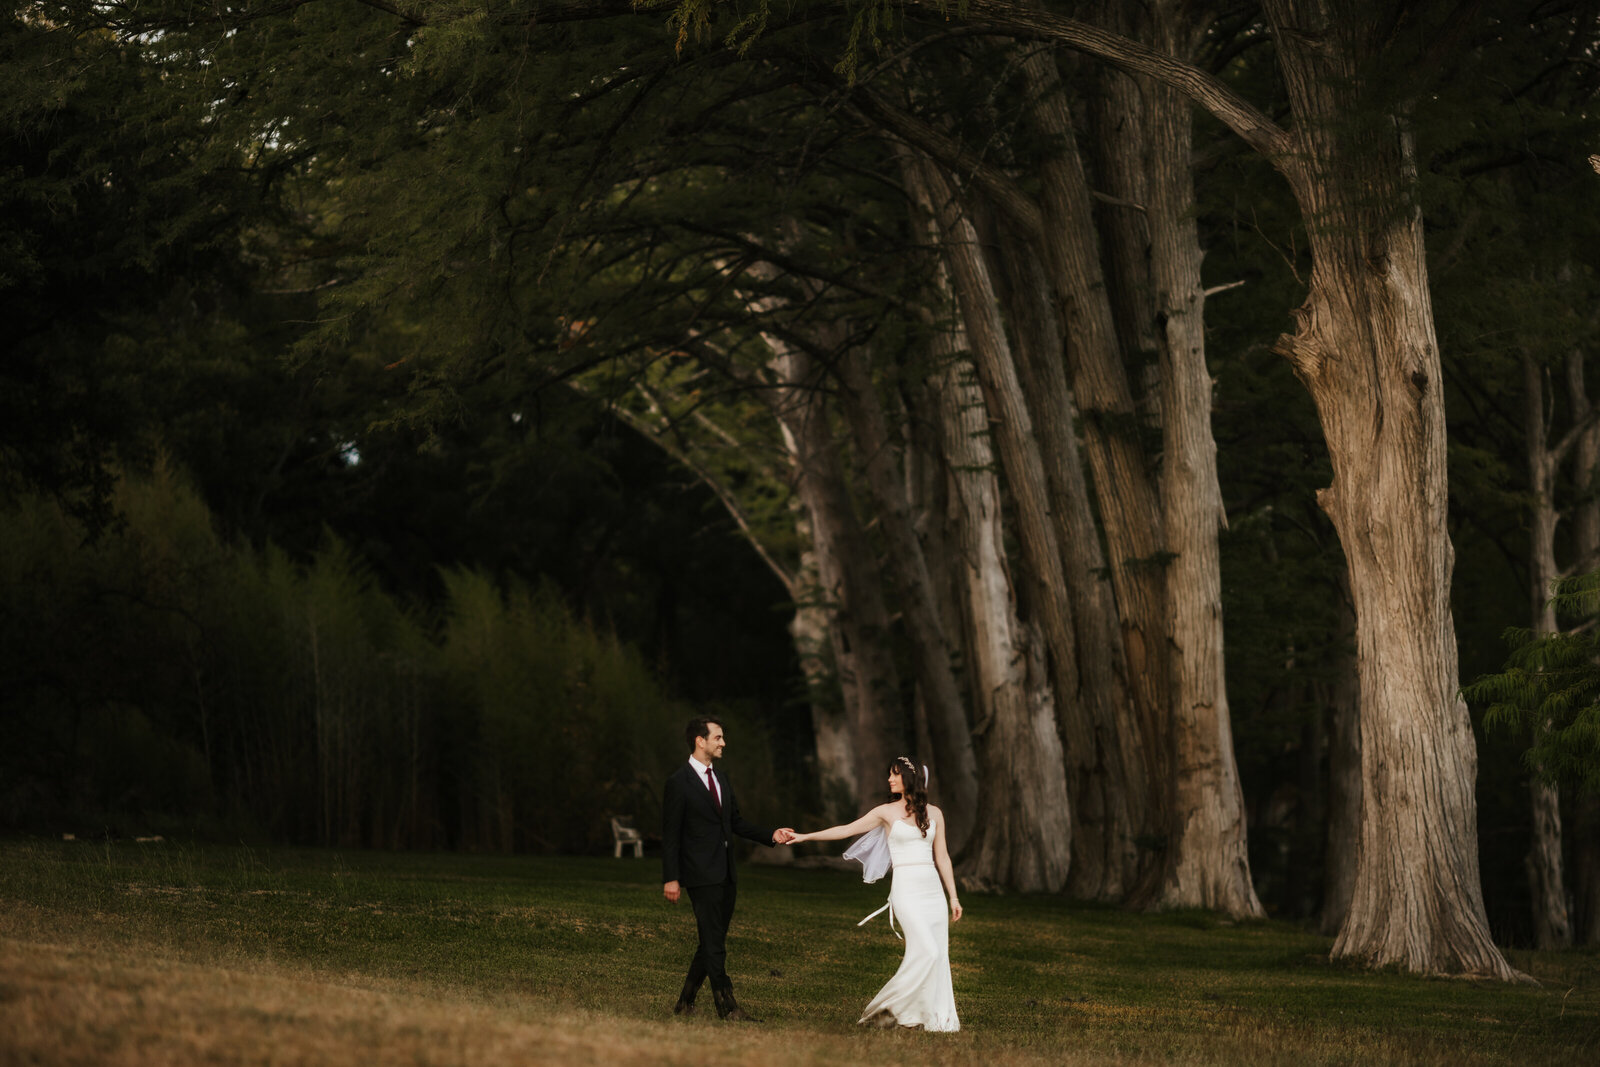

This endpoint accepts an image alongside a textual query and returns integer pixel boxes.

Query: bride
[791,757,962,1032]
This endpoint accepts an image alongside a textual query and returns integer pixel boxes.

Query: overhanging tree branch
[944,0,1291,162]
[845,87,1043,236]
[585,379,799,594]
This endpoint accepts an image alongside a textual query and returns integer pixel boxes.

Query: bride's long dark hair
[891,756,930,837]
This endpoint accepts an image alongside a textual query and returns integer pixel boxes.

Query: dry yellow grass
[0,929,1584,1067]
[1,930,1160,1067]
[0,935,889,1067]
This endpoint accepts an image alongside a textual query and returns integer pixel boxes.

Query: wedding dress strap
[857,898,902,940]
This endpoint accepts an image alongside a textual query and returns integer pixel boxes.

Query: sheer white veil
[842,825,890,883]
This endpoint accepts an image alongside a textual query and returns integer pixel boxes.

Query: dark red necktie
[705,767,721,809]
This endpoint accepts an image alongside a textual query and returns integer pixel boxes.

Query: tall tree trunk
[1020,31,1257,915]
[932,334,1072,892]
[1566,348,1600,945]
[1522,352,1574,950]
[901,368,972,829]
[1141,12,1260,917]
[904,0,1515,975]
[1263,0,1516,978]
[835,345,980,848]
[985,216,1150,899]
[905,151,1073,890]
[768,343,905,816]
[1015,45,1173,886]
[1086,2,1161,416]
[901,375,966,703]
[842,19,1157,900]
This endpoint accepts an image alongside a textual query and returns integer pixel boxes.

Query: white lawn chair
[610,816,644,859]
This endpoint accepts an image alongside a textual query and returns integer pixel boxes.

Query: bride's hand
[950,899,963,922]
[790,831,809,844]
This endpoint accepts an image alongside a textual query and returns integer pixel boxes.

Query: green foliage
[1464,570,1600,797]
[436,567,687,850]
[0,7,273,529]
[0,466,696,852]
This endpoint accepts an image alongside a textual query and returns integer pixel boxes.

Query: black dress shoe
[712,986,760,1022]
[672,998,696,1016]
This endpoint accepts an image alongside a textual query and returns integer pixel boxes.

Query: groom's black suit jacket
[662,762,774,888]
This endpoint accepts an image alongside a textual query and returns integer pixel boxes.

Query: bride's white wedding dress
[852,816,959,1032]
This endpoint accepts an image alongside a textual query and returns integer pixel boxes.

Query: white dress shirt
[688,755,718,799]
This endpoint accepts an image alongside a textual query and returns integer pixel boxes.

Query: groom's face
[699,723,726,762]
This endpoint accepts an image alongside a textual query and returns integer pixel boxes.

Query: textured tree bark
[1015,45,1173,856]
[900,366,973,829]
[904,152,1073,890]
[1264,0,1516,978]
[835,345,980,849]
[768,342,904,817]
[985,217,1150,900]
[1320,586,1362,937]
[1141,35,1261,916]
[910,0,1515,978]
[1023,8,1258,914]
[901,374,965,698]
[1527,780,1570,951]
[1086,1,1160,411]
[931,334,1073,891]
[842,23,1162,901]
[1523,352,1573,950]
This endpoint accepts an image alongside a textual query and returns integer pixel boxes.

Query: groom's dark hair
[685,715,722,752]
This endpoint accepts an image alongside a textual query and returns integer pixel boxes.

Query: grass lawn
[1,839,1597,1065]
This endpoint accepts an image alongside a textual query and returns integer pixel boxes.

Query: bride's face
[887,769,904,795]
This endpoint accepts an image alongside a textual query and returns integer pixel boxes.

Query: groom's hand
[773,828,796,845]
[663,880,681,903]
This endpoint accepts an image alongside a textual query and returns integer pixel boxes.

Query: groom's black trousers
[684,876,738,995]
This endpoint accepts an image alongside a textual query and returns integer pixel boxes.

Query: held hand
[773,828,796,845]
[664,880,681,903]
[788,831,809,844]
[950,899,963,922]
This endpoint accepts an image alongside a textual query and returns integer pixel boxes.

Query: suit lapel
[686,763,722,821]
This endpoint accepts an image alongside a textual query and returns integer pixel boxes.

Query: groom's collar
[688,755,713,775]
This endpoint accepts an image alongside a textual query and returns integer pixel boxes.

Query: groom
[662,715,793,1021]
